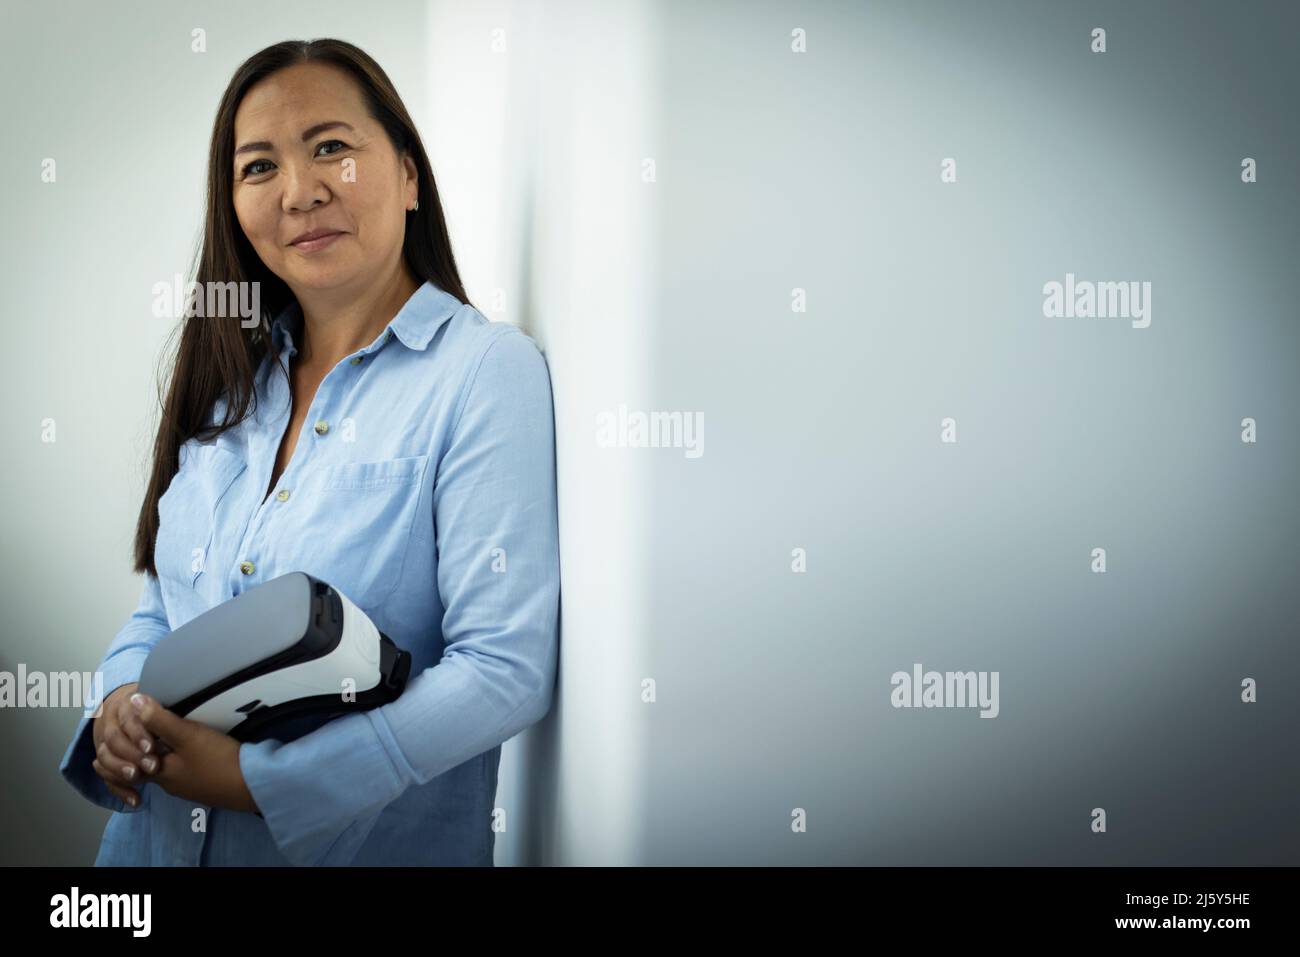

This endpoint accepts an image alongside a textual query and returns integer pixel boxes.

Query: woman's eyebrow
[234,121,356,156]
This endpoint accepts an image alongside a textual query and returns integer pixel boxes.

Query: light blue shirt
[58,280,561,865]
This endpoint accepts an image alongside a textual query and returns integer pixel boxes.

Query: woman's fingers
[117,711,162,771]
[92,758,141,807]
[95,735,147,786]
[100,721,154,775]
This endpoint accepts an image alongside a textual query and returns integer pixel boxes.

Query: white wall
[422,0,661,865]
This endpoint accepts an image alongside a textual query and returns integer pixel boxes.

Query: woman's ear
[402,153,419,210]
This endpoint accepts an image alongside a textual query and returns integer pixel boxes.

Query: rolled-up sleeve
[58,571,173,813]
[239,328,561,866]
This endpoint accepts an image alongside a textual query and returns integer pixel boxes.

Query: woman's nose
[281,167,332,213]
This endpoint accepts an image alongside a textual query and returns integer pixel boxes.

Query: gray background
[637,0,1299,865]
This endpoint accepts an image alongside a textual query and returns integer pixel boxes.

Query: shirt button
[239,561,255,575]
[349,356,362,365]
[276,489,290,502]
[314,419,330,435]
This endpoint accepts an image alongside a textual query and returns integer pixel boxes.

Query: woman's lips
[291,231,344,253]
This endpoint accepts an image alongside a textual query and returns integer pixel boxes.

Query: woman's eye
[239,141,347,179]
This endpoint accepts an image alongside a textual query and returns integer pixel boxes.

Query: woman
[56,38,561,866]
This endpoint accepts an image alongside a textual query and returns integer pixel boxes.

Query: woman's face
[231,61,417,297]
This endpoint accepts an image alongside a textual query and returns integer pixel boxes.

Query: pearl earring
[411,199,419,212]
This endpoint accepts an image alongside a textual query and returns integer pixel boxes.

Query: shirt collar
[269,280,462,360]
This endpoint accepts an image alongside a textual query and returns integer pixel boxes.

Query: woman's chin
[284,263,362,292]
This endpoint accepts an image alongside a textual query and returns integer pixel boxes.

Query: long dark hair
[133,38,471,577]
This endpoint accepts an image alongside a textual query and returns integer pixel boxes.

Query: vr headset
[137,572,410,743]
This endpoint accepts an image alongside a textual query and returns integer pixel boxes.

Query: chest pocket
[154,443,248,590]
[291,453,430,611]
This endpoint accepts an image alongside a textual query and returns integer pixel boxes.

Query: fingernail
[123,765,136,780]
[131,693,145,710]
[142,757,157,773]
[127,795,138,807]
[140,739,152,754]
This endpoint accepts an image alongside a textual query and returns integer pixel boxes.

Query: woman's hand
[91,681,163,808]
[127,692,260,814]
